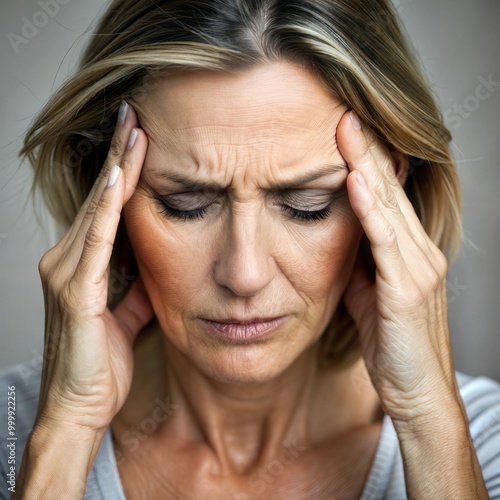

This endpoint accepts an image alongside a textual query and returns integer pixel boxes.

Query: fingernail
[117,100,129,125]
[127,128,138,150]
[350,110,362,130]
[356,169,366,186]
[107,164,121,188]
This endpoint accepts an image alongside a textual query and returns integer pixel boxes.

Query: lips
[203,316,285,325]
[198,315,288,341]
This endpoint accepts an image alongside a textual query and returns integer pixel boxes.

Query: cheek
[123,193,210,315]
[123,192,361,317]
[276,204,362,301]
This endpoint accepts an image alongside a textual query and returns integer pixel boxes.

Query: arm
[394,396,489,499]
[13,423,105,499]
[12,101,153,498]
[336,110,489,497]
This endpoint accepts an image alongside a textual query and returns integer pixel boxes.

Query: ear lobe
[389,148,410,188]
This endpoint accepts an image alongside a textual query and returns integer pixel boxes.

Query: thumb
[112,275,155,344]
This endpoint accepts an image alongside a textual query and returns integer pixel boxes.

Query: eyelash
[157,200,333,222]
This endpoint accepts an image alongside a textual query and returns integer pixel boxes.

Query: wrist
[13,422,106,499]
[391,398,466,441]
[391,401,489,499]
[29,416,106,454]
[386,374,466,438]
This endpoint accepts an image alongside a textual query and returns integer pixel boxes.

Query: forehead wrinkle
[142,125,345,189]
[133,62,347,182]
[134,101,199,164]
[167,99,336,131]
[178,97,335,130]
[137,104,342,161]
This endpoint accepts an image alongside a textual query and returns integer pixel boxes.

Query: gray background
[1,0,499,380]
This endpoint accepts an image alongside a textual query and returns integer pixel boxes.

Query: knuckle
[97,193,112,211]
[382,223,397,248]
[386,169,400,188]
[38,250,61,285]
[85,225,104,248]
[95,164,111,185]
[381,187,399,211]
[38,252,52,278]
[434,248,448,276]
[87,199,99,217]
[427,269,441,290]
[108,136,124,158]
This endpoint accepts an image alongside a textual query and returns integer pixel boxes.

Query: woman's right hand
[34,101,155,435]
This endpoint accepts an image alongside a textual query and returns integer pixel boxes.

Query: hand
[35,101,155,435]
[337,110,460,427]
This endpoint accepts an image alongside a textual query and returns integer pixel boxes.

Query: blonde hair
[21,0,461,371]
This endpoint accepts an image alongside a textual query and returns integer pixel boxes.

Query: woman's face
[123,60,362,383]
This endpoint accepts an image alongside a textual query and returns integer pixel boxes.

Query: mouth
[197,315,288,341]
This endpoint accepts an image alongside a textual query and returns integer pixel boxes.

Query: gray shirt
[1,360,499,499]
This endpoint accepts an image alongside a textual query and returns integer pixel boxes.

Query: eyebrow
[148,163,347,191]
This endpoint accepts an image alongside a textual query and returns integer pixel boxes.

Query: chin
[190,343,299,385]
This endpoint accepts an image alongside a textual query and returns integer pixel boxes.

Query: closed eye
[155,198,336,222]
[157,202,209,221]
[279,204,332,221]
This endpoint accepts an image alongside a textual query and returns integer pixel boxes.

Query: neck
[162,335,324,474]
[113,321,382,475]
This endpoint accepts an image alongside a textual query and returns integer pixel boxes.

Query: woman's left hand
[336,110,461,429]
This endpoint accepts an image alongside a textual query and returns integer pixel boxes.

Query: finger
[112,275,156,345]
[338,111,432,249]
[337,111,436,275]
[346,168,410,287]
[337,111,407,225]
[61,100,138,248]
[70,164,126,293]
[337,111,420,258]
[66,124,147,268]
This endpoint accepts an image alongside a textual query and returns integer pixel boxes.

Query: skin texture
[125,62,360,389]
[116,61,385,494]
[20,59,487,499]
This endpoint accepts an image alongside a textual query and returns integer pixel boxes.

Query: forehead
[133,60,346,172]
[135,61,343,137]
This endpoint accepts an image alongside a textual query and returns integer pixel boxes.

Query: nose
[214,209,275,296]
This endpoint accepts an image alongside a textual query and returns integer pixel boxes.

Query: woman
[1,0,499,498]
